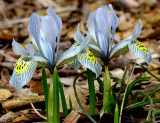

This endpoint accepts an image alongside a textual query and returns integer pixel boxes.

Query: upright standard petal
[12,39,34,56]
[80,33,91,51]
[77,50,102,78]
[111,20,142,53]
[128,41,152,64]
[131,20,142,39]
[10,56,37,89]
[74,23,84,42]
[41,16,57,59]
[28,13,42,52]
[47,7,62,57]
[95,6,111,46]
[109,4,119,48]
[39,31,54,66]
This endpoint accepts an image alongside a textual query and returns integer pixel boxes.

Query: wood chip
[63,110,80,123]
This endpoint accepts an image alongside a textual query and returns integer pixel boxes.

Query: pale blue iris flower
[57,24,102,77]
[10,7,70,89]
[86,4,152,65]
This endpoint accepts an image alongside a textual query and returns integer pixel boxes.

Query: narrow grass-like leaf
[130,62,160,81]
[87,68,96,115]
[96,77,104,93]
[99,102,115,118]
[59,81,68,118]
[152,109,160,123]
[73,71,97,123]
[42,68,48,119]
[133,92,153,121]
[123,77,151,108]
[114,103,119,123]
[69,95,73,112]
[125,99,160,111]
[53,67,60,123]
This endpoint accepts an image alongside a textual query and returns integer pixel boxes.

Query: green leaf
[73,71,97,123]
[69,95,73,112]
[87,68,95,115]
[123,77,151,109]
[59,81,68,118]
[99,102,115,118]
[114,104,119,123]
[53,67,60,123]
[42,68,48,119]
[152,109,160,123]
[132,92,153,121]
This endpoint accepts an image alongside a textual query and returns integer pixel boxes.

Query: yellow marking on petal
[82,50,97,65]
[15,60,28,74]
[135,41,149,57]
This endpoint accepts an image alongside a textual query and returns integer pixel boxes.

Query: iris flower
[86,4,152,66]
[57,24,102,78]
[10,7,71,89]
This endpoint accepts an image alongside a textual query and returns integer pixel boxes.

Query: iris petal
[74,23,84,42]
[109,4,119,48]
[131,20,142,40]
[55,47,80,65]
[40,31,53,66]
[28,13,42,52]
[128,41,152,64]
[10,56,37,89]
[12,39,34,56]
[47,7,62,58]
[41,16,57,59]
[95,5,111,47]
[111,37,131,52]
[77,50,102,78]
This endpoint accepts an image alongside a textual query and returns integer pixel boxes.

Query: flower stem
[48,67,60,123]
[103,65,111,113]
[87,68,96,115]
[48,74,53,122]
[52,67,60,123]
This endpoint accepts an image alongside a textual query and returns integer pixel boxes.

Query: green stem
[73,71,97,123]
[48,74,54,122]
[53,67,60,123]
[48,67,60,123]
[87,68,95,115]
[103,65,112,113]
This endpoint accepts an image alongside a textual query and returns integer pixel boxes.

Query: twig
[119,63,135,123]
[0,50,17,62]
[30,101,47,120]
[0,6,77,29]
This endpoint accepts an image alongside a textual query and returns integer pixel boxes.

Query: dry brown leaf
[0,111,19,122]
[1,95,44,110]
[12,115,31,122]
[60,86,87,112]
[63,110,80,123]
[0,88,12,101]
